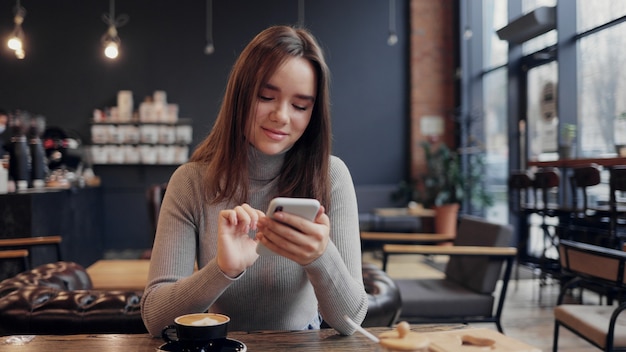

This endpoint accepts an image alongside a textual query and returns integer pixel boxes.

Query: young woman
[140,25,367,336]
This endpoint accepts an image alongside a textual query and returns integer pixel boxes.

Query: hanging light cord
[298,0,305,27]
[8,0,27,59]
[13,0,26,23]
[102,0,129,30]
[205,0,214,54]
[387,0,398,46]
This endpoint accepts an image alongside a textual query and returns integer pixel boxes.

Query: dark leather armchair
[361,262,402,327]
[0,261,146,335]
[383,215,516,333]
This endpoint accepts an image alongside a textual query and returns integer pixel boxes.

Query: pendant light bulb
[102,25,120,59]
[7,36,22,51]
[204,42,215,55]
[104,41,119,59]
[101,0,128,60]
[387,32,398,46]
[15,48,25,59]
[7,1,26,57]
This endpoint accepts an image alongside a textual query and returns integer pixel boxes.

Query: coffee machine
[6,111,49,190]
[7,110,31,190]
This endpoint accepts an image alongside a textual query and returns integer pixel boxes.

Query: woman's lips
[262,127,287,141]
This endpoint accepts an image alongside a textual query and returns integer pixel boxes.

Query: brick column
[410,0,456,180]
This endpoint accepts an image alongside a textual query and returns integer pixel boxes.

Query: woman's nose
[270,102,289,123]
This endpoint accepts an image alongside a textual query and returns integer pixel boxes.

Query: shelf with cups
[89,120,192,165]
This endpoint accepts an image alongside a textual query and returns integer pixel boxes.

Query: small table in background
[373,206,436,218]
[86,259,150,291]
[369,206,436,233]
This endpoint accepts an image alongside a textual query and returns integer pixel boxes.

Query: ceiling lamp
[7,0,26,59]
[387,0,398,46]
[101,0,129,59]
[204,0,214,55]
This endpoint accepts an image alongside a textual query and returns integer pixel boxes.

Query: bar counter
[0,186,104,267]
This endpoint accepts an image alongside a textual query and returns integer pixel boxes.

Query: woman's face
[248,56,317,155]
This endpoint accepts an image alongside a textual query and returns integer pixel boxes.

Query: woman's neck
[248,145,285,181]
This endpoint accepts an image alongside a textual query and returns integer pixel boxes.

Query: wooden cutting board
[421,328,541,352]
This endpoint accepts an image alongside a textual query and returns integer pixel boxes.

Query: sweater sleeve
[140,163,236,336]
[303,156,368,335]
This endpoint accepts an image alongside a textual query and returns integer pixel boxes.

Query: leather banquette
[0,261,146,335]
[0,261,400,335]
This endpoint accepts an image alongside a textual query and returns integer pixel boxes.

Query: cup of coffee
[161,313,230,350]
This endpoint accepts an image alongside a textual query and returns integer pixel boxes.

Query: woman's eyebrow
[263,83,315,102]
[263,83,280,92]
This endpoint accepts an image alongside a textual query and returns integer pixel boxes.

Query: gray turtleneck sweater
[140,149,368,336]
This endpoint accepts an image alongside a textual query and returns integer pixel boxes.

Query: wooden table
[527,155,626,168]
[0,325,540,351]
[86,259,150,291]
[360,232,454,245]
[374,207,436,217]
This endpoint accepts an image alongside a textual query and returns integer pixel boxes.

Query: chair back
[445,215,513,293]
[611,166,626,192]
[559,239,626,287]
[146,183,168,239]
[532,167,560,210]
[508,170,533,212]
[569,164,601,212]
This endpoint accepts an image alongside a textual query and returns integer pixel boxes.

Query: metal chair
[531,168,565,288]
[608,166,626,246]
[142,182,168,259]
[553,240,626,351]
[508,170,535,281]
[569,163,602,218]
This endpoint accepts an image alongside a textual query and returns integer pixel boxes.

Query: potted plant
[559,123,576,159]
[615,112,626,156]
[392,141,494,237]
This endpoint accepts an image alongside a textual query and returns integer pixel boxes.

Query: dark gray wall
[0,0,409,251]
[0,0,409,185]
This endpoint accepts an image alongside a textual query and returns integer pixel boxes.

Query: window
[522,0,557,55]
[577,1,626,33]
[578,21,626,156]
[483,0,508,69]
[483,68,509,222]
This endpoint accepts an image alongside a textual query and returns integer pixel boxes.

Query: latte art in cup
[162,313,230,348]
[176,313,229,327]
[192,317,221,326]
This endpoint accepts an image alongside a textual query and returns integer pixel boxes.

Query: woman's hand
[217,203,264,277]
[256,205,330,265]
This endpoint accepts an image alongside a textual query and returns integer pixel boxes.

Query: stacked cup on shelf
[90,90,191,165]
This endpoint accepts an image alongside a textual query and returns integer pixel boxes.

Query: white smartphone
[256,197,321,256]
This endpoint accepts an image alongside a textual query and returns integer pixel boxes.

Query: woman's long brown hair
[190,25,332,208]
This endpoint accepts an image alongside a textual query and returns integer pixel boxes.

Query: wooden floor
[364,252,601,352]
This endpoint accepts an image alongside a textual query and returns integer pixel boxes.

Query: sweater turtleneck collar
[248,145,286,182]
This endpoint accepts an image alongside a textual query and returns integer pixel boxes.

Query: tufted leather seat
[361,262,402,327]
[1,261,400,334]
[0,261,146,335]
